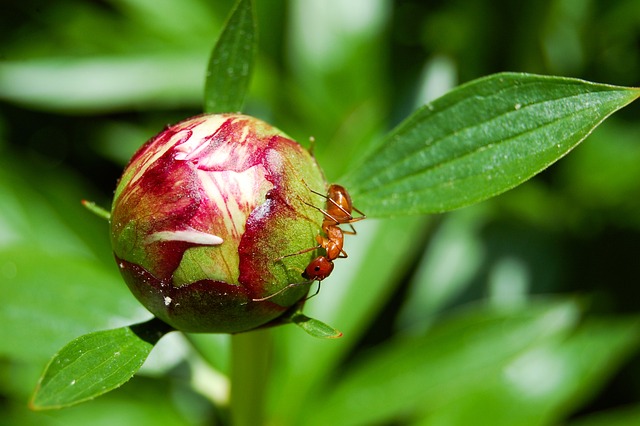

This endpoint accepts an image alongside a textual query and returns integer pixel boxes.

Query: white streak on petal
[174,115,228,161]
[146,229,223,245]
[239,125,249,144]
[175,138,209,161]
[250,197,274,222]
[198,165,270,240]
[265,149,283,174]
[174,115,229,161]
[197,136,251,170]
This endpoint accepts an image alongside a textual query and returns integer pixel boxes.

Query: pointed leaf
[291,312,343,339]
[302,302,639,426]
[203,0,257,113]
[414,317,640,426]
[31,318,173,410]
[81,200,111,220]
[342,73,640,217]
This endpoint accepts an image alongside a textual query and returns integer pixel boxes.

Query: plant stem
[230,329,271,425]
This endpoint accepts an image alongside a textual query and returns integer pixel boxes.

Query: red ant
[252,184,365,302]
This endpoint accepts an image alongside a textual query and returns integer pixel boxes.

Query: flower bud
[110,114,326,333]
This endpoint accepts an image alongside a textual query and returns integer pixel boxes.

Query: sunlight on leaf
[0,55,205,113]
[342,73,640,217]
[301,300,640,426]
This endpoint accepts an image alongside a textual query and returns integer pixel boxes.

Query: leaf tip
[28,382,60,411]
[28,389,42,411]
[81,199,111,220]
[291,313,343,339]
[29,362,55,411]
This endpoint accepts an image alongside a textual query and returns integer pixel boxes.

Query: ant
[252,183,365,302]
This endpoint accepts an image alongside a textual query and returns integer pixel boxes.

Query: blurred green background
[2,0,640,425]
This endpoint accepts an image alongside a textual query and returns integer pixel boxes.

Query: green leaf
[0,55,206,113]
[302,300,582,426]
[31,318,173,410]
[81,200,111,221]
[412,317,640,426]
[341,73,640,217]
[0,158,149,365]
[290,311,343,339]
[269,216,428,423]
[301,301,640,426]
[203,0,257,113]
[0,246,146,364]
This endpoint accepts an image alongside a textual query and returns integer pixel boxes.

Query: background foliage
[2,0,640,425]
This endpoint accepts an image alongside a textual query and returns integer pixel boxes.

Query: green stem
[230,329,272,426]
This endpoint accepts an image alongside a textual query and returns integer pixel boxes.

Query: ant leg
[291,191,341,227]
[275,244,320,262]
[251,280,312,302]
[296,181,352,227]
[325,198,367,224]
[343,207,366,234]
[352,204,366,219]
[298,198,343,227]
[302,281,322,301]
[299,179,327,199]
[302,179,340,206]
[342,223,358,235]
[299,178,367,224]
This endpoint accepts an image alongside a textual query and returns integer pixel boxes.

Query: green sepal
[279,307,343,339]
[81,200,111,221]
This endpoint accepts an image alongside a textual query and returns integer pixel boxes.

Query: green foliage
[306,301,639,426]
[203,0,257,113]
[2,0,640,425]
[343,74,640,216]
[31,319,173,409]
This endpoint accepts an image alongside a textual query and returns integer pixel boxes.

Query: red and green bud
[110,114,326,333]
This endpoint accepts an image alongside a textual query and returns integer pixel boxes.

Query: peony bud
[110,114,327,333]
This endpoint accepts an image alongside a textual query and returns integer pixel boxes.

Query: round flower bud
[110,114,326,333]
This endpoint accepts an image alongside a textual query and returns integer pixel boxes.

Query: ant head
[302,256,334,281]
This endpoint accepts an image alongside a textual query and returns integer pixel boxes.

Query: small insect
[310,184,366,234]
[252,184,365,302]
